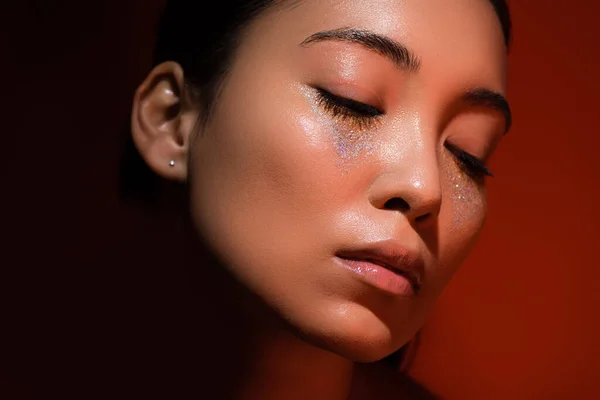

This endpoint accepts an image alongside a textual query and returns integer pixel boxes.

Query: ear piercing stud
[169,160,175,167]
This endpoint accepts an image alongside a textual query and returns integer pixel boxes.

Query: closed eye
[314,88,383,130]
[445,143,494,180]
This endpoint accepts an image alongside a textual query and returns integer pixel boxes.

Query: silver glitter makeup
[445,151,486,227]
[302,86,376,171]
[332,126,376,161]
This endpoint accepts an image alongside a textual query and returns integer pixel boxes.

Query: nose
[368,150,442,225]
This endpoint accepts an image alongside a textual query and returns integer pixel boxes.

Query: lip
[334,240,424,296]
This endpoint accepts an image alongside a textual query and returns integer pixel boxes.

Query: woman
[122,0,511,398]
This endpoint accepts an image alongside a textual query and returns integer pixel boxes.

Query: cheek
[448,166,487,231]
[187,87,352,283]
[437,151,487,280]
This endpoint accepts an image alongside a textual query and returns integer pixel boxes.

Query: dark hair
[154,0,511,122]
[118,0,511,369]
[119,0,286,205]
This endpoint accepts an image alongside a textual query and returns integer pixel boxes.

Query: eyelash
[314,88,494,180]
[445,143,494,180]
[314,88,383,130]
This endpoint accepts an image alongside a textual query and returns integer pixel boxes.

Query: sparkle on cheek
[332,126,375,162]
[445,155,485,227]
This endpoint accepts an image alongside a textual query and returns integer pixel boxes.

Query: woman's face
[188,0,508,361]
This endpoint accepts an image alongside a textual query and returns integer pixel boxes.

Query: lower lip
[334,257,415,296]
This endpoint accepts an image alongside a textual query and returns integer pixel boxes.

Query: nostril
[384,197,410,212]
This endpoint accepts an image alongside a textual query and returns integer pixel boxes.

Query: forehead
[254,0,507,91]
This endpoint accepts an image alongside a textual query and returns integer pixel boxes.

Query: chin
[287,300,419,363]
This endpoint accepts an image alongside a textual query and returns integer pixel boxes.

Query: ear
[131,61,197,181]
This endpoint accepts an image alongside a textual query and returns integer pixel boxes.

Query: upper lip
[335,240,424,292]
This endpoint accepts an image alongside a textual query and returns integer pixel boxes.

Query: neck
[238,319,355,400]
[184,235,355,400]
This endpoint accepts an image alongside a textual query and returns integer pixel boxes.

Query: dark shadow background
[3,1,203,398]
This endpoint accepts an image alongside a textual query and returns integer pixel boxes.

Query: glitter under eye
[444,147,486,228]
[303,86,381,166]
[304,87,388,165]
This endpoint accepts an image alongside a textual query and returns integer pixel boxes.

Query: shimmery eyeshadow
[303,87,375,170]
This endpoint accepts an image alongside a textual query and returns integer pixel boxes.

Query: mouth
[335,242,424,296]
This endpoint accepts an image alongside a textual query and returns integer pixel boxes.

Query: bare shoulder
[351,362,439,400]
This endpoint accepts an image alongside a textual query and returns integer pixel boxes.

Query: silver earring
[168,160,175,167]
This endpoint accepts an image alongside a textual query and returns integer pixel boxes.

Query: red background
[3,1,599,398]
[411,2,600,398]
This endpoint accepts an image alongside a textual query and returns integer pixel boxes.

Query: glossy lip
[335,240,424,295]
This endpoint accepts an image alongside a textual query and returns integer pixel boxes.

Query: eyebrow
[300,27,421,73]
[463,88,512,133]
[301,28,511,133]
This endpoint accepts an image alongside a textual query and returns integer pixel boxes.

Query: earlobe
[131,61,194,181]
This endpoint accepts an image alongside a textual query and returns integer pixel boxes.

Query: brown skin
[131,0,507,398]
